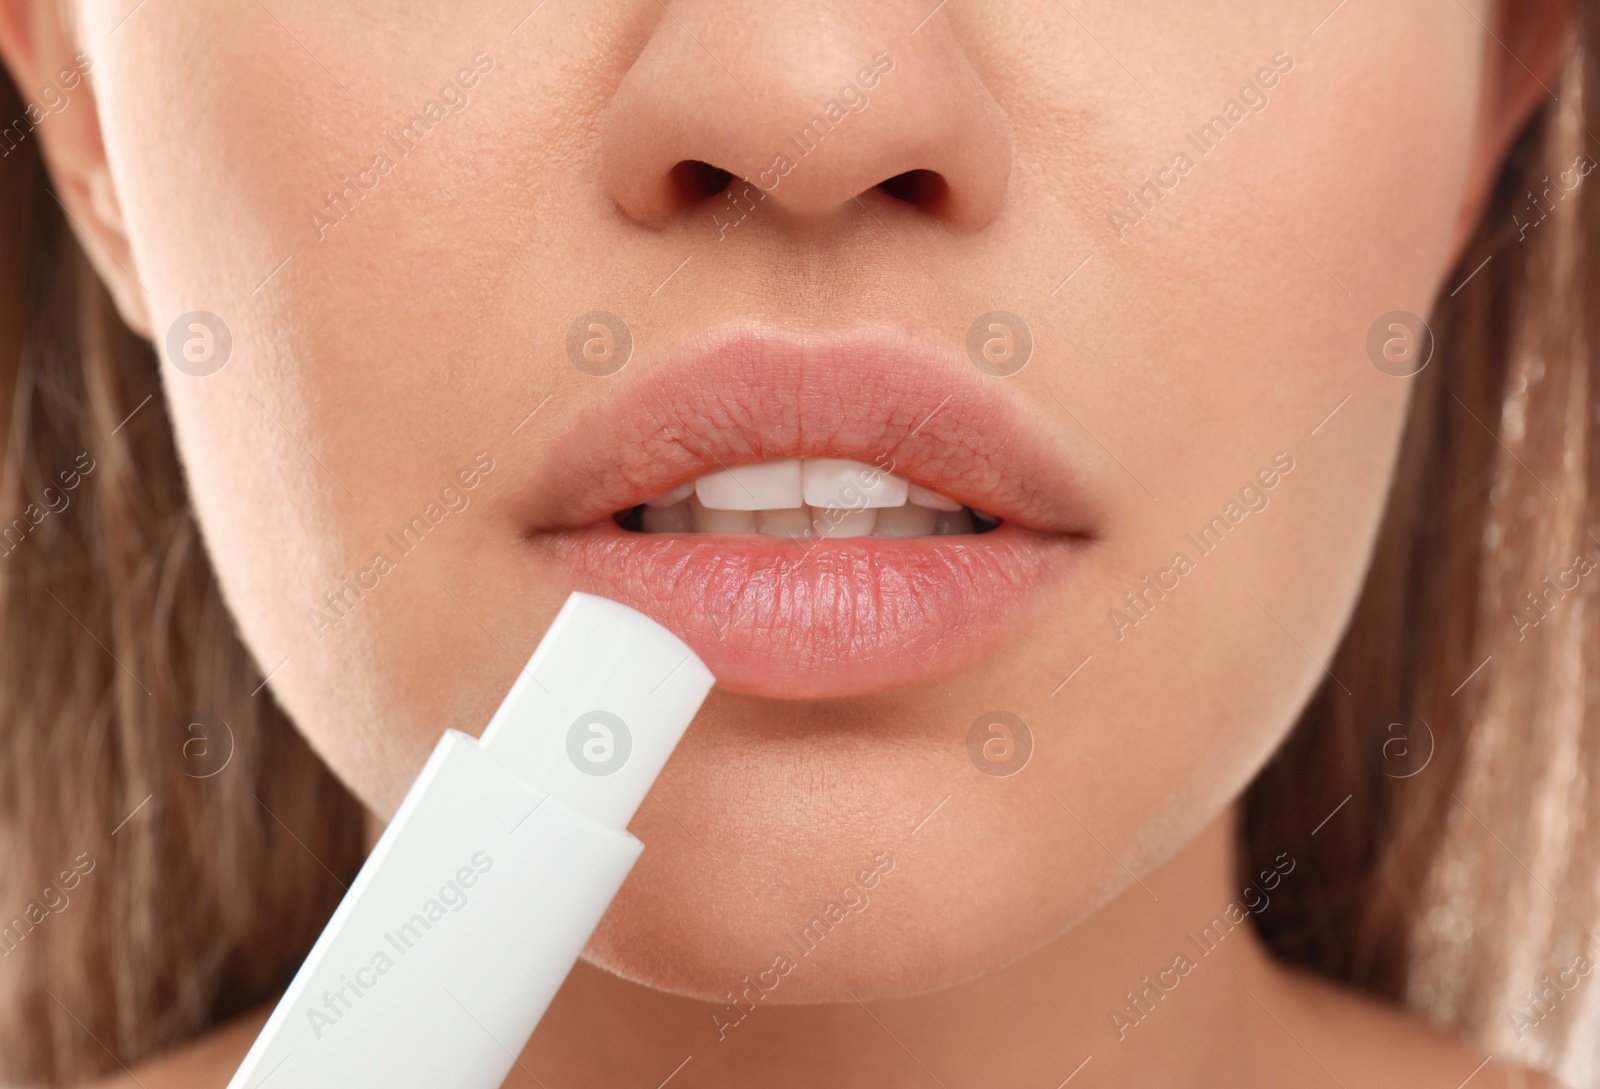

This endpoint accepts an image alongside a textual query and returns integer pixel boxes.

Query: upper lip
[518,323,1097,536]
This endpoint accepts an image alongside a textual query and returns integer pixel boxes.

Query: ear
[0,0,151,337]
[1452,0,1571,260]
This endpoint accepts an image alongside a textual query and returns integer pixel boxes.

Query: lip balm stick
[227,592,714,1089]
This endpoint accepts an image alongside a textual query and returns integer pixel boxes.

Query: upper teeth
[634,458,983,538]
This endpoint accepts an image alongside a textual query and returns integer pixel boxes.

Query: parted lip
[516,324,1097,536]
[514,323,1096,698]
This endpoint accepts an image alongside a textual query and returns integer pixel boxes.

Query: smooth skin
[0,1,1570,1085]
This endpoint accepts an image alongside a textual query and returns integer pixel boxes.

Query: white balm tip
[477,593,714,830]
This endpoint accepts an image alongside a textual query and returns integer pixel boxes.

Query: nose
[599,3,1013,232]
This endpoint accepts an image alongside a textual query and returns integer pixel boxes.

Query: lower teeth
[621,501,993,537]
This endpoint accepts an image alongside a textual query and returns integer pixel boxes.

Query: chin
[582,862,1045,1007]
[575,723,1116,1007]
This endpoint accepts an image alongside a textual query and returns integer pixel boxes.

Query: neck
[518,810,1288,1089]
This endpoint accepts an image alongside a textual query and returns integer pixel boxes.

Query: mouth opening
[605,457,1004,539]
[612,503,1001,537]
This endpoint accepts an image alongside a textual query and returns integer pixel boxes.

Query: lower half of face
[88,0,1480,999]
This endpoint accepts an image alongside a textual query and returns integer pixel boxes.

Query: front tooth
[873,504,938,537]
[645,481,695,508]
[907,483,962,512]
[756,507,816,538]
[642,502,692,532]
[803,459,909,509]
[695,459,803,510]
[689,498,757,533]
[812,508,877,537]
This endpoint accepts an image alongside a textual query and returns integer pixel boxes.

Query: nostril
[877,169,950,211]
[669,160,735,206]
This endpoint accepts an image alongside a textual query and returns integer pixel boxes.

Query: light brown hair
[0,14,1596,1088]
[0,70,363,1085]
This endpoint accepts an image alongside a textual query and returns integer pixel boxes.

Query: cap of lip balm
[480,591,714,830]
[227,592,714,1089]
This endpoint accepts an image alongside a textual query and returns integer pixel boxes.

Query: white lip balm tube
[227,592,714,1089]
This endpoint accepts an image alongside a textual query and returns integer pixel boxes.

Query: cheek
[993,5,1479,912]
[83,2,588,804]
[1044,11,1477,842]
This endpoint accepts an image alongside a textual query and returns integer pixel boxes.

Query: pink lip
[517,325,1096,699]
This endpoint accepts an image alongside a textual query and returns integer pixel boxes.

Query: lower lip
[527,523,1079,699]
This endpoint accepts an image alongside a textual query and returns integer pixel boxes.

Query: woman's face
[69,0,1483,1000]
